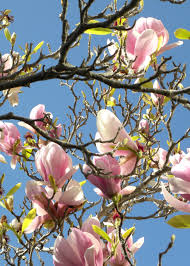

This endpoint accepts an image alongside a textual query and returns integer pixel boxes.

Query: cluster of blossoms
[83,109,139,199]
[53,216,144,266]
[0,13,188,265]
[108,17,183,72]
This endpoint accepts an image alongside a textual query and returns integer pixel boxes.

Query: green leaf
[140,0,144,8]
[48,175,57,192]
[122,226,135,239]
[4,28,11,42]
[174,28,190,40]
[32,41,44,54]
[85,20,112,35]
[92,225,112,242]
[167,215,190,228]
[107,97,116,107]
[22,208,36,233]
[79,180,86,186]
[6,183,22,198]
[0,174,5,186]
[131,136,139,141]
[135,78,153,89]
[22,143,32,160]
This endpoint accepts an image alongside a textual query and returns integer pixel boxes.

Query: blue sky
[0,0,190,265]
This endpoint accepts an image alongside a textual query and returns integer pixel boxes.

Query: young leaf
[79,180,86,186]
[22,208,36,233]
[48,175,57,192]
[85,20,112,35]
[0,173,5,185]
[174,28,190,40]
[135,78,153,89]
[6,183,22,198]
[122,226,135,239]
[107,97,116,107]
[4,28,11,42]
[167,215,190,229]
[32,41,44,54]
[92,225,112,242]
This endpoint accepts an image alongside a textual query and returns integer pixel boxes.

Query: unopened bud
[0,215,7,224]
[7,195,14,212]
[10,32,16,46]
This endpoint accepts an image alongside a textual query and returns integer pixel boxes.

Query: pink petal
[131,237,144,254]
[161,182,190,213]
[120,186,136,195]
[171,158,190,182]
[158,41,183,55]
[24,215,47,234]
[57,180,84,206]
[134,29,158,57]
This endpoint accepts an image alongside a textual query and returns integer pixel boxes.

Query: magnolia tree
[0,0,189,265]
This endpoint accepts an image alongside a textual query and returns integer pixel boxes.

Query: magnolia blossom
[125,17,183,71]
[107,226,144,266]
[35,142,78,188]
[53,228,103,266]
[171,150,190,182]
[30,104,48,130]
[53,216,103,266]
[108,17,182,72]
[0,53,21,107]
[83,155,135,199]
[96,109,138,176]
[19,104,62,137]
[0,122,22,169]
[25,179,84,233]
[161,149,190,212]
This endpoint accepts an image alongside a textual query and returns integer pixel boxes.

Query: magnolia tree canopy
[0,0,189,265]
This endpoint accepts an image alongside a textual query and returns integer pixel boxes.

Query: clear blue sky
[0,0,190,265]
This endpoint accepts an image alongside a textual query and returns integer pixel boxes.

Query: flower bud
[7,195,14,212]
[10,32,16,46]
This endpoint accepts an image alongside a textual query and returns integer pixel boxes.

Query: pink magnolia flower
[125,17,183,71]
[0,122,22,169]
[83,155,136,199]
[171,150,190,182]
[161,149,190,211]
[96,109,138,176]
[139,119,149,134]
[161,182,190,213]
[35,142,78,188]
[25,179,84,233]
[30,104,51,130]
[0,53,21,107]
[107,227,144,266]
[53,228,103,266]
[19,104,62,138]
